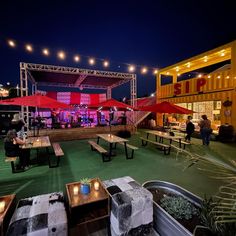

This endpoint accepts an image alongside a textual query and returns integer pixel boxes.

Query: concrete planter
[142,180,202,236]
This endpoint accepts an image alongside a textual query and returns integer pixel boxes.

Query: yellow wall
[156,41,236,129]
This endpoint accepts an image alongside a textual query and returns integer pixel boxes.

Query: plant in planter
[143,180,203,236]
[80,178,91,195]
[160,195,199,221]
[185,154,236,236]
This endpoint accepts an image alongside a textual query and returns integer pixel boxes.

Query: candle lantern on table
[0,200,5,213]
[73,186,79,195]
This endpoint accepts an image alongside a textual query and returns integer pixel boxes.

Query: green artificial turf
[0,129,235,202]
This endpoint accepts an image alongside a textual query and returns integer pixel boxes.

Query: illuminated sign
[174,78,206,95]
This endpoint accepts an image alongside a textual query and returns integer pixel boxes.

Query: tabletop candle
[94,181,100,191]
[0,201,5,213]
[73,186,79,195]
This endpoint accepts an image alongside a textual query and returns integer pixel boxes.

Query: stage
[28,125,136,142]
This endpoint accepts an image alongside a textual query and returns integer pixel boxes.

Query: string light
[8,40,16,48]
[89,58,95,65]
[128,65,135,72]
[25,44,33,52]
[203,56,208,62]
[207,75,211,78]
[186,62,191,68]
[175,67,179,72]
[74,55,80,62]
[58,51,66,60]
[42,48,49,56]
[153,69,158,75]
[141,67,148,74]
[103,60,109,67]
[198,74,202,78]
[220,50,225,57]
[4,37,161,75]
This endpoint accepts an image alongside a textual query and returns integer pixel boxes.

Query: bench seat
[51,142,64,167]
[119,142,138,159]
[172,139,191,149]
[5,157,17,173]
[140,137,171,155]
[88,140,109,162]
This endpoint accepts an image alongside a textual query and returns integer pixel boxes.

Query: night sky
[0,0,235,99]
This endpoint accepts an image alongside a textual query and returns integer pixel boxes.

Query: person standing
[199,115,212,145]
[185,116,195,143]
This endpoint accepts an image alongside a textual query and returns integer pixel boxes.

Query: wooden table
[21,136,51,149]
[0,194,16,236]
[145,130,183,147]
[66,178,110,226]
[96,133,129,159]
[21,136,51,165]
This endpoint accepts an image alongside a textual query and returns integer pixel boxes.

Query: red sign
[174,78,206,95]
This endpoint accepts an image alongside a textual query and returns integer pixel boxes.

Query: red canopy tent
[0,94,70,109]
[89,98,137,111]
[138,101,194,114]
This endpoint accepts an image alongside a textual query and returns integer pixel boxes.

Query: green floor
[0,129,235,202]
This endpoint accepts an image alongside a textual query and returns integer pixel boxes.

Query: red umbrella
[89,98,137,111]
[139,101,194,114]
[0,94,70,109]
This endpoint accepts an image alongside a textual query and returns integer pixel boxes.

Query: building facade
[156,40,236,131]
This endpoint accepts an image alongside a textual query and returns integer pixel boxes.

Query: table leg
[97,137,100,144]
[124,142,129,159]
[109,143,113,159]
[146,133,149,139]
[179,138,182,148]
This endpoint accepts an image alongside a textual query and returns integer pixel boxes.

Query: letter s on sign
[174,83,181,95]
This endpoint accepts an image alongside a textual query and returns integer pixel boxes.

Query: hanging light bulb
[103,60,109,67]
[25,44,33,52]
[42,48,49,56]
[74,55,80,62]
[153,69,158,75]
[58,51,66,60]
[89,58,95,65]
[128,65,135,72]
[8,40,16,48]
[141,67,148,74]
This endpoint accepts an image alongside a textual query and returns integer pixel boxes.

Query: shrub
[160,195,199,220]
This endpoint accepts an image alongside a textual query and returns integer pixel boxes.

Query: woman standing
[4,129,30,171]
[185,116,195,143]
[199,115,212,145]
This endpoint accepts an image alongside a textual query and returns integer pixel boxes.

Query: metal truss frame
[20,62,137,129]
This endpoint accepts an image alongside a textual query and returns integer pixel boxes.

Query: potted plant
[80,178,91,195]
[184,153,236,235]
[143,180,202,236]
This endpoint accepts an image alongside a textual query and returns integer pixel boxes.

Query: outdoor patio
[1,130,234,200]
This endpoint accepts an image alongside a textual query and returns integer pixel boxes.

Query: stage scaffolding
[20,62,137,129]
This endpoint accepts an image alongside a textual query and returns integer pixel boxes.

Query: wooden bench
[172,139,191,149]
[140,137,171,155]
[88,140,109,162]
[119,142,139,159]
[51,143,64,167]
[5,157,17,173]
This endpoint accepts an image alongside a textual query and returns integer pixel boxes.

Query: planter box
[142,180,202,236]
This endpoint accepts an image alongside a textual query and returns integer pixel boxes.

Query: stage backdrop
[46,92,106,105]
